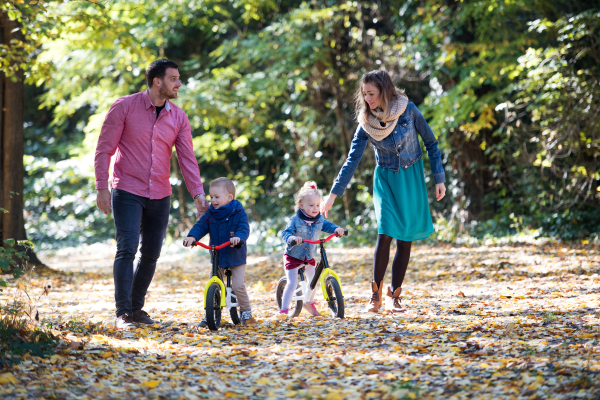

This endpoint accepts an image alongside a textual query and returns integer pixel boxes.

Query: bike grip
[289,239,299,247]
[233,240,245,249]
[344,230,349,236]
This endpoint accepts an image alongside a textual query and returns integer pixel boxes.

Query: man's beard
[159,85,177,100]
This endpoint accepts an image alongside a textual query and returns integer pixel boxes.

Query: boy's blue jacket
[281,214,339,261]
[187,200,250,268]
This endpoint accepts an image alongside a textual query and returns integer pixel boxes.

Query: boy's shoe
[197,317,208,328]
[241,311,257,325]
[132,310,155,325]
[276,309,289,320]
[116,313,136,330]
[303,302,321,316]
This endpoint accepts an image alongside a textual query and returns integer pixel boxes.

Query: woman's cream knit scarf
[358,91,409,141]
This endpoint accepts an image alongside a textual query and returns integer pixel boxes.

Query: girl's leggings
[281,264,317,311]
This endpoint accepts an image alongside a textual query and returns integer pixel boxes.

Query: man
[95,59,209,330]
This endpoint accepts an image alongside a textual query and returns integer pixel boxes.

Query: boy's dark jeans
[111,189,170,317]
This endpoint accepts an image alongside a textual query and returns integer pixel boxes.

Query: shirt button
[149,180,152,182]
[152,140,155,142]
[150,183,152,186]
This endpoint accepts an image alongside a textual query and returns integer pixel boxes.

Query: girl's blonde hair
[294,181,321,211]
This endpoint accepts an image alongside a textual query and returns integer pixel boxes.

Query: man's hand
[230,237,241,246]
[183,237,196,247]
[435,183,446,201]
[321,193,337,218]
[194,194,209,218]
[335,227,345,237]
[96,189,112,215]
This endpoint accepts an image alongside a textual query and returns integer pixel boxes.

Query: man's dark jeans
[112,189,170,317]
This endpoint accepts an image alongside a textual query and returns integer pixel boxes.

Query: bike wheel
[325,276,344,318]
[230,306,240,325]
[205,283,222,331]
[276,277,303,318]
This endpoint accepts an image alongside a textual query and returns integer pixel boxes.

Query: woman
[321,70,446,313]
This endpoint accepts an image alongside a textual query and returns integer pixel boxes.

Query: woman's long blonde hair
[294,181,321,211]
[354,70,405,123]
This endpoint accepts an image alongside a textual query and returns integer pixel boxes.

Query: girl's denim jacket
[331,102,445,197]
[281,214,339,261]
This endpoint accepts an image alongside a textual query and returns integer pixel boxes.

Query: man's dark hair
[146,59,179,88]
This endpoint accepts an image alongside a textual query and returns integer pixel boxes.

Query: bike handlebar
[289,230,348,247]
[194,240,245,250]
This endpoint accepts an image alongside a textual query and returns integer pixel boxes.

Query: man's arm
[94,98,127,214]
[174,114,208,217]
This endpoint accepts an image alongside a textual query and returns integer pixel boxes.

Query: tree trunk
[0,11,47,269]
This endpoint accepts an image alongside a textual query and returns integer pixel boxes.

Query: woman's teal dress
[373,158,433,241]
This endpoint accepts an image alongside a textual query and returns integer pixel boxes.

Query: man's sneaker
[197,317,208,328]
[303,302,321,316]
[116,313,136,330]
[132,310,155,325]
[241,311,257,325]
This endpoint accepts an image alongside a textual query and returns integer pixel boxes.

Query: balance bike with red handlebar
[193,240,244,331]
[275,230,348,318]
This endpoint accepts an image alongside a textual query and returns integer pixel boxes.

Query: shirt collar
[144,89,171,111]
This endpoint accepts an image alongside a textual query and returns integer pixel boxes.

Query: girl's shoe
[386,286,405,313]
[303,302,321,316]
[365,281,384,313]
[276,309,289,320]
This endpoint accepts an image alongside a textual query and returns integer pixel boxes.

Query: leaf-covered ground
[1,242,599,399]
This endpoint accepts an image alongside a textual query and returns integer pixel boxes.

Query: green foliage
[7,0,599,248]
[0,299,56,366]
[0,235,32,290]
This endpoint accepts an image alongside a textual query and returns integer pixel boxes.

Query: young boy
[183,177,256,326]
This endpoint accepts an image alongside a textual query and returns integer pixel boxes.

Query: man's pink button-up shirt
[95,90,204,200]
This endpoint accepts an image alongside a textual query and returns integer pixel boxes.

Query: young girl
[279,181,345,318]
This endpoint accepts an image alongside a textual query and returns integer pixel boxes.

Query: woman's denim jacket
[331,102,445,197]
[281,214,339,261]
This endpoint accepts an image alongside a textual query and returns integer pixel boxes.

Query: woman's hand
[435,183,446,201]
[321,193,338,218]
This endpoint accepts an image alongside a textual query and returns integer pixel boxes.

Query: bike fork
[224,269,239,309]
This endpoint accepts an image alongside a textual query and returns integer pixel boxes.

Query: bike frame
[195,241,236,309]
[290,232,345,302]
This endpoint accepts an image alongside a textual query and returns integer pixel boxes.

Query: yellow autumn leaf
[100,352,113,358]
[256,378,270,385]
[0,373,17,384]
[142,380,161,389]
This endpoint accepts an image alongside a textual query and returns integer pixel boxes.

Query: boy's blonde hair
[210,177,236,198]
[294,181,321,211]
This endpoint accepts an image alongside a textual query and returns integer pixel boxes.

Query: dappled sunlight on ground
[1,243,599,399]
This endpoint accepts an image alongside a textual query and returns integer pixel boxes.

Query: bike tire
[230,306,240,325]
[325,276,344,319]
[276,277,303,318]
[205,283,222,331]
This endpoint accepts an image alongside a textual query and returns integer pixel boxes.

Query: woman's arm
[412,105,446,185]
[330,126,369,197]
[412,105,446,200]
[323,126,369,215]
